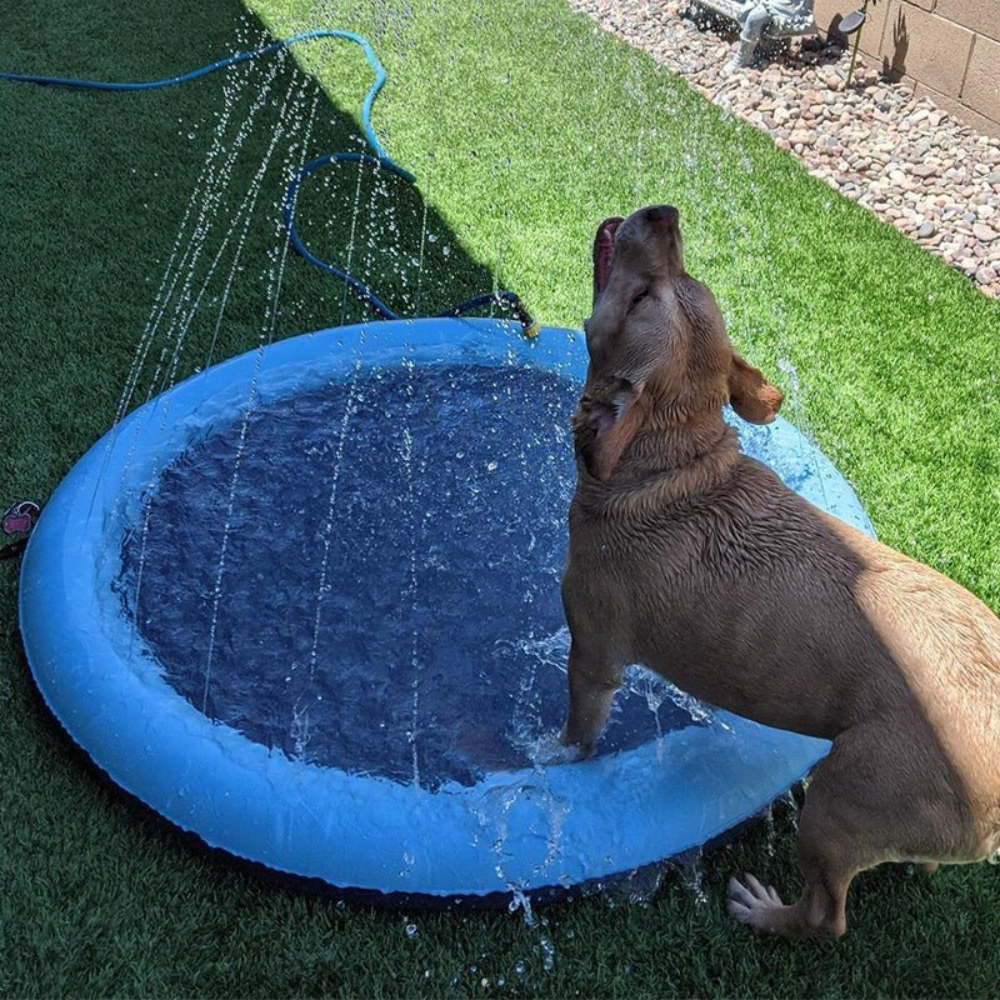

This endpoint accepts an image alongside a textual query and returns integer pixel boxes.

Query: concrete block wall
[813,0,1000,136]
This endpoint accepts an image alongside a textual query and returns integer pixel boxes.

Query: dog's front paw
[531,730,590,766]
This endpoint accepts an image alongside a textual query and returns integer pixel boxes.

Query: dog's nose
[645,205,679,228]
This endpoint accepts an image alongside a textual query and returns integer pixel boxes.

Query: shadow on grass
[0,0,513,497]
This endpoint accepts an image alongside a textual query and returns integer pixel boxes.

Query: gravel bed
[568,0,1000,300]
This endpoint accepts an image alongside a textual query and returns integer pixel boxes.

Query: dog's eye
[627,288,650,314]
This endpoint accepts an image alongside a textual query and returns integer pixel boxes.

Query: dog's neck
[575,408,741,514]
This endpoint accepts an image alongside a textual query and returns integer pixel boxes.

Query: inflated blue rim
[20,317,871,902]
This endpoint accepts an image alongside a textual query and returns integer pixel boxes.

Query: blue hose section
[2,29,536,332]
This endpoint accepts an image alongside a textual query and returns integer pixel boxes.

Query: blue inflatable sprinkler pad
[19,317,874,904]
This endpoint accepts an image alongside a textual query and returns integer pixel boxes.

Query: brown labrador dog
[559,204,1000,938]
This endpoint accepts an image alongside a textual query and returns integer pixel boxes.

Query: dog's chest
[566,500,712,619]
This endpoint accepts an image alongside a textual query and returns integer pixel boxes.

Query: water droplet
[405,923,418,940]
[540,937,555,972]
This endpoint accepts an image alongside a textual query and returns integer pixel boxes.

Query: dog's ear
[728,352,783,424]
[573,379,645,482]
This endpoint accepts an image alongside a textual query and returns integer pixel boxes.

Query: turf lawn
[2,0,999,996]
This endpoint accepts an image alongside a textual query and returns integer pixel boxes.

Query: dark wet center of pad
[118,363,700,788]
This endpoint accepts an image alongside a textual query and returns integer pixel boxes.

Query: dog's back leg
[726,727,962,938]
[727,795,861,936]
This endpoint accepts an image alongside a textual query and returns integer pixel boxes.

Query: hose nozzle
[508,295,540,339]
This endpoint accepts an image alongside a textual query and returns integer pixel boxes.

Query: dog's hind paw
[726,873,788,935]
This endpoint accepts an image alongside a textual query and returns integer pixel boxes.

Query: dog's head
[575,205,783,481]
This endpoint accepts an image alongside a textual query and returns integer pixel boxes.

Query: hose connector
[506,294,540,339]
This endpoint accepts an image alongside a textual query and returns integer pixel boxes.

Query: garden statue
[722,0,817,73]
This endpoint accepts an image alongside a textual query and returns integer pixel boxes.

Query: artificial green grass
[2,0,999,997]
